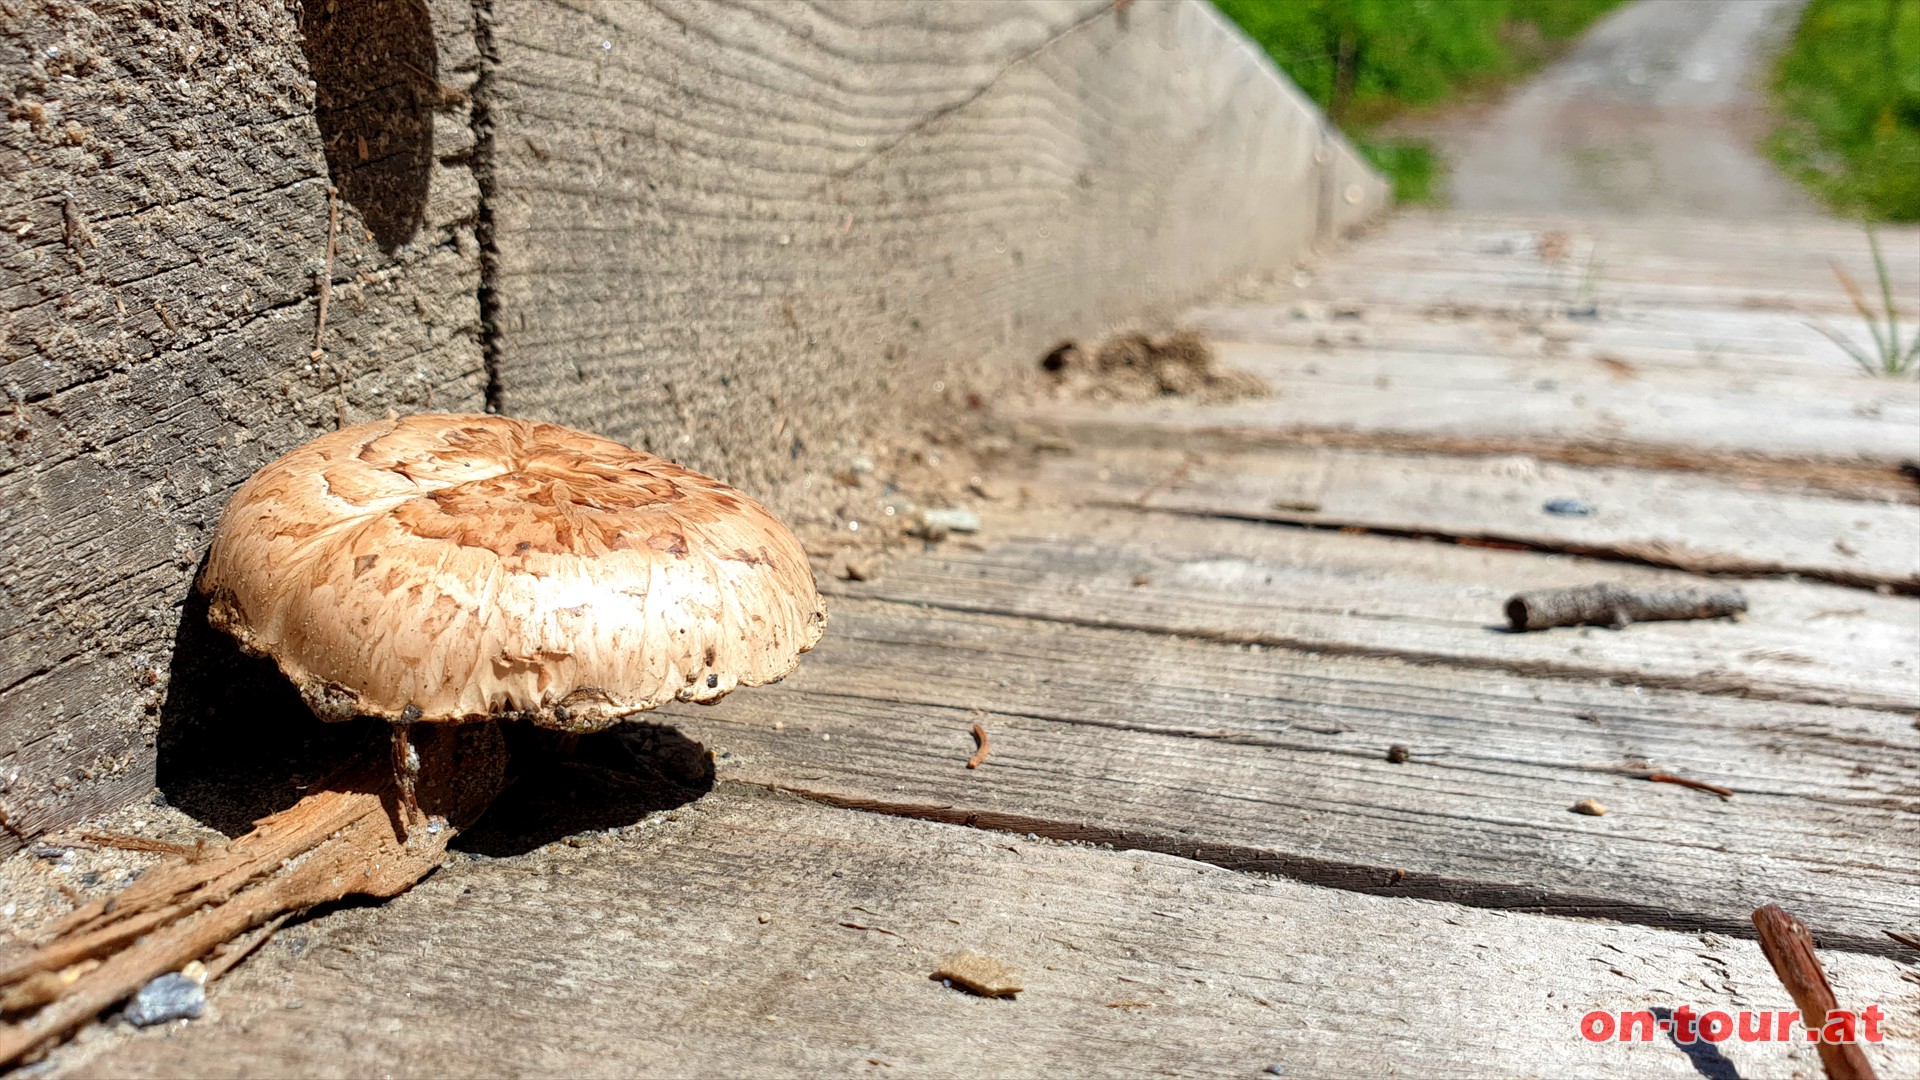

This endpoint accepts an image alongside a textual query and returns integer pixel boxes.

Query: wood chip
[966,724,991,770]
[1569,799,1608,816]
[931,951,1022,998]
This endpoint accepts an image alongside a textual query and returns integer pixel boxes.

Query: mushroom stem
[390,720,422,837]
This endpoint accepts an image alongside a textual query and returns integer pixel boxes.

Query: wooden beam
[55,790,1920,1078]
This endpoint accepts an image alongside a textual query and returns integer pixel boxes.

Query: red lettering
[1698,1011,1733,1043]
[1862,1005,1884,1043]
[1738,1010,1771,1042]
[1778,1010,1801,1041]
[1671,1005,1699,1044]
[1618,1011,1656,1042]
[1822,1011,1858,1045]
[1580,1011,1616,1043]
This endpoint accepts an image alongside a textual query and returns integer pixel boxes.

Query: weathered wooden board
[481,0,1385,500]
[632,597,1920,953]
[1293,213,1920,311]
[55,790,1920,1079]
[828,506,1920,710]
[0,0,488,851]
[1162,340,1920,467]
[1190,299,1902,381]
[1029,445,1920,590]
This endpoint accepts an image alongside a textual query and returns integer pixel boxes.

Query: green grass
[1213,0,1625,204]
[1811,225,1920,374]
[1769,0,1920,221]
[1357,139,1444,205]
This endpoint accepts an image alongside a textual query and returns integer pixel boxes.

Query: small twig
[1506,583,1746,631]
[838,922,902,938]
[1752,904,1878,1080]
[76,831,211,860]
[966,724,991,770]
[1645,772,1735,799]
[311,185,338,362]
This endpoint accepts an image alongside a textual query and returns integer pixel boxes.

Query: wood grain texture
[54,790,1920,1079]
[481,0,1386,500]
[1031,445,1920,591]
[631,597,1920,952]
[0,0,485,851]
[826,505,1920,710]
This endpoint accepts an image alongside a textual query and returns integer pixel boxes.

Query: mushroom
[197,413,827,828]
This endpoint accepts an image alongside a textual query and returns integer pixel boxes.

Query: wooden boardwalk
[51,213,1920,1077]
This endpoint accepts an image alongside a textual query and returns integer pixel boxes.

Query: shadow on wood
[158,582,716,853]
[300,0,436,253]
[453,723,716,859]
[156,584,378,837]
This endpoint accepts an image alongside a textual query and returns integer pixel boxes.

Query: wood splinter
[0,725,507,1069]
[1751,904,1878,1080]
[1645,772,1735,799]
[966,724,991,770]
[1505,583,1747,631]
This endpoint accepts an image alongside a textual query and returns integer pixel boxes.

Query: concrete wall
[0,0,1384,849]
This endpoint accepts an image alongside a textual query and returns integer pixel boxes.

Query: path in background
[1404,0,1821,216]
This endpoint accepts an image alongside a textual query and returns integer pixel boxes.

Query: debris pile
[1041,330,1268,403]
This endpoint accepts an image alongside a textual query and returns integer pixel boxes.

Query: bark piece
[931,951,1023,998]
[1506,584,1747,631]
[0,723,507,1067]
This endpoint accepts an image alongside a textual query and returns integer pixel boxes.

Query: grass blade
[1805,320,1877,375]
[1867,226,1900,372]
[1828,258,1891,365]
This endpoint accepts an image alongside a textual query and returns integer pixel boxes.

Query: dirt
[1395,0,1823,217]
[1037,330,1270,404]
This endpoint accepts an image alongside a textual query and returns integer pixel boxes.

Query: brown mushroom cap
[198,414,826,732]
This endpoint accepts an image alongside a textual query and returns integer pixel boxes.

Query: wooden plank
[828,505,1920,711]
[1180,341,1920,467]
[1292,213,1920,306]
[1190,298,1899,380]
[1026,445,1920,591]
[54,790,1920,1079]
[482,0,1385,500]
[637,597,1920,953]
[0,0,486,851]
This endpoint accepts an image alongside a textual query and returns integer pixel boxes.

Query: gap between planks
[662,597,1920,960]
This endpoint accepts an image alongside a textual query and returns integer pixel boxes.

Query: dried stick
[0,724,507,1068]
[1506,583,1746,631]
[966,724,991,770]
[1645,772,1735,799]
[1751,904,1877,1080]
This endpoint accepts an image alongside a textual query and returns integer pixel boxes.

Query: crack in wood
[1038,421,1920,506]
[1096,502,1919,596]
[843,592,1920,714]
[748,782,1909,959]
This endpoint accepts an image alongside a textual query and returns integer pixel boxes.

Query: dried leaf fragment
[931,951,1023,998]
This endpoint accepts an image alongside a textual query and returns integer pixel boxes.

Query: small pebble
[918,507,981,535]
[123,973,206,1027]
[1385,744,1410,764]
[1542,498,1593,516]
[1264,1067,1288,1077]
[1570,799,1609,816]
[758,912,772,924]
